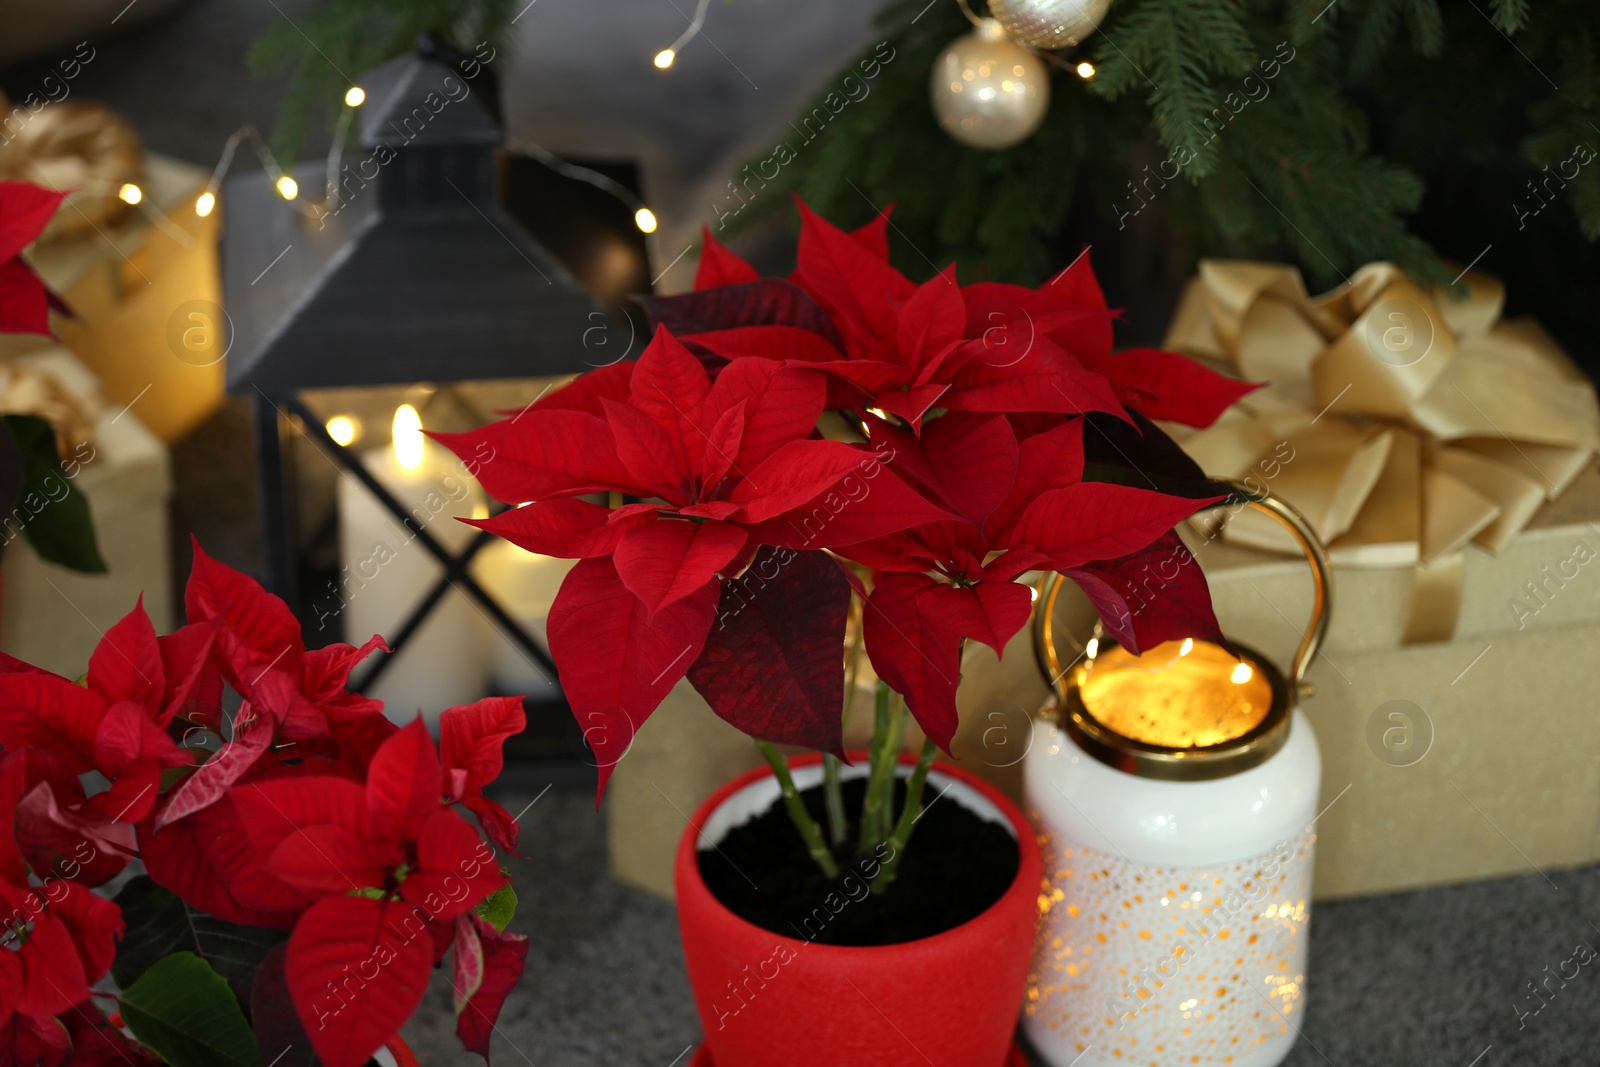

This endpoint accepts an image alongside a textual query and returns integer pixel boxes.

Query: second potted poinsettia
[437,199,1256,1065]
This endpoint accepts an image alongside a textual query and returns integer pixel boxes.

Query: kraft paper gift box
[10,153,225,443]
[0,346,173,676]
[1160,258,1600,899]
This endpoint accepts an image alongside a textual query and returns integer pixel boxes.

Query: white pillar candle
[335,404,490,729]
[474,538,573,698]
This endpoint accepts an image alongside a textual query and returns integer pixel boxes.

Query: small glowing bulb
[1076,61,1096,79]
[1085,637,1100,660]
[1231,661,1254,684]
[326,415,358,447]
[634,207,658,233]
[276,175,299,200]
[344,86,366,107]
[654,48,676,69]
[1179,637,1194,657]
[117,183,143,206]
[194,191,216,218]
[392,404,425,471]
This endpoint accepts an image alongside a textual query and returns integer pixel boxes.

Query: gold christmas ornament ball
[929,19,1051,151]
[989,0,1112,50]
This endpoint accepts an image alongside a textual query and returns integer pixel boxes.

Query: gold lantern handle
[1033,480,1333,703]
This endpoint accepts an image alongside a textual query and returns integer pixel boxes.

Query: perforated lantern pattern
[1026,826,1315,1065]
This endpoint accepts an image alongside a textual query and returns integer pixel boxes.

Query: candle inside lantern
[336,403,490,729]
[474,537,574,698]
[1075,638,1273,749]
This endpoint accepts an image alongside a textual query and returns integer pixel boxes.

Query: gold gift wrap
[2,152,224,443]
[1165,259,1600,644]
[0,92,144,240]
[0,347,172,677]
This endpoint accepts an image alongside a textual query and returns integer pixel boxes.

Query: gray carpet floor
[404,787,1600,1066]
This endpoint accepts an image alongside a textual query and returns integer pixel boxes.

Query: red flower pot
[676,753,1042,1067]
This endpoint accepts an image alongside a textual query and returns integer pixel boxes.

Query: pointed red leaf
[729,440,882,523]
[864,576,1033,751]
[698,401,747,491]
[0,256,53,335]
[441,696,526,798]
[687,547,850,752]
[269,823,386,895]
[48,880,124,982]
[613,518,747,617]
[454,912,529,1063]
[738,444,957,550]
[0,672,107,772]
[986,418,1086,543]
[159,619,223,727]
[431,410,636,505]
[466,498,649,559]
[547,557,719,800]
[398,809,505,919]
[920,412,1019,525]
[139,797,308,926]
[17,911,89,1015]
[1006,482,1224,569]
[0,182,64,261]
[942,337,1126,420]
[86,596,164,711]
[694,227,759,289]
[629,327,714,475]
[897,267,965,368]
[153,705,274,831]
[287,896,437,1067]
[849,209,893,261]
[366,719,444,849]
[703,358,826,471]
[186,539,304,684]
[1063,530,1226,655]
[510,360,636,418]
[1082,347,1259,428]
[792,197,912,359]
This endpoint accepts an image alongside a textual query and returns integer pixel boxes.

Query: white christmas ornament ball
[930,19,1051,151]
[990,0,1112,50]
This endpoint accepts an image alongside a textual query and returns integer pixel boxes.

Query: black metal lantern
[223,40,637,749]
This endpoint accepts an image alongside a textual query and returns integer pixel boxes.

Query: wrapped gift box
[1178,465,1600,899]
[0,347,173,676]
[9,153,224,443]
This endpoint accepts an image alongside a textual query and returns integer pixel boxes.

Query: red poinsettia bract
[434,324,953,791]
[0,545,530,1066]
[0,182,66,336]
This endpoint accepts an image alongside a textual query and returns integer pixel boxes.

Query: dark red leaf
[638,279,844,350]
[1063,530,1227,654]
[687,547,850,752]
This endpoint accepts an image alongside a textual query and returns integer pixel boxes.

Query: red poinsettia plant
[437,197,1256,884]
[0,544,528,1067]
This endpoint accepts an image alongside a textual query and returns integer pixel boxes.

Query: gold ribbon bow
[0,361,97,456]
[1164,259,1600,644]
[0,91,142,240]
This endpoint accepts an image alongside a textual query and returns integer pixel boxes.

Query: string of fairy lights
[176,83,660,235]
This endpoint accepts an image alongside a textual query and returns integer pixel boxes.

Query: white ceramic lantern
[1023,487,1330,1067]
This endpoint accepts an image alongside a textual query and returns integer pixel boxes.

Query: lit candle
[336,404,490,729]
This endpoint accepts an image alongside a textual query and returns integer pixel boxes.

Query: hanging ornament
[988,0,1111,50]
[929,18,1050,151]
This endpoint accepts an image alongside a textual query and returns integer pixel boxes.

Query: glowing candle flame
[393,405,425,471]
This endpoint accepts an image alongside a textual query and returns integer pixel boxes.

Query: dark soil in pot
[698,776,1019,946]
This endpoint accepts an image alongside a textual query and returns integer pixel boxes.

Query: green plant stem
[755,740,839,880]
[822,753,848,848]
[874,736,938,893]
[858,686,905,854]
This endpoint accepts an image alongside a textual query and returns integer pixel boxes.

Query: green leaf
[112,877,287,1005]
[119,952,262,1067]
[475,878,517,931]
[3,414,104,573]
